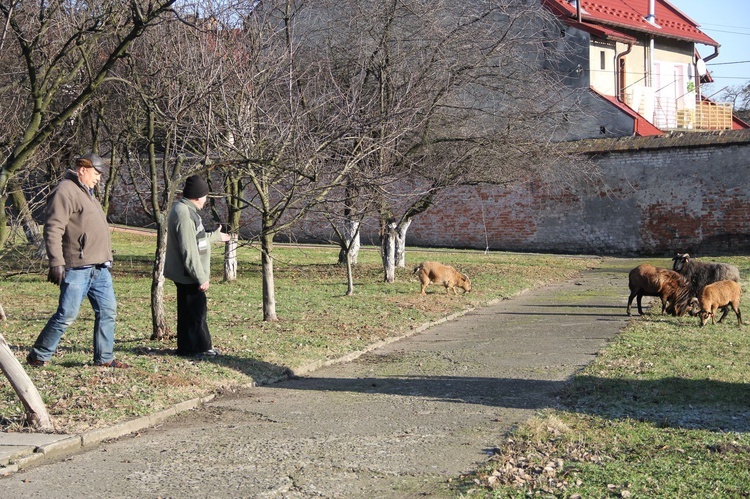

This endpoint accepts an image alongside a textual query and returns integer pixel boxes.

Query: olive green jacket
[164,198,221,285]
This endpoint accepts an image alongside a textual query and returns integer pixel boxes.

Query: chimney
[568,1,583,23]
[645,0,656,25]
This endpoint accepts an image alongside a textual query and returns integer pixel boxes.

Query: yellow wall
[589,42,617,95]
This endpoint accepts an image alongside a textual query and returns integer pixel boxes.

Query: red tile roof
[542,0,718,46]
[560,18,637,43]
[592,89,665,136]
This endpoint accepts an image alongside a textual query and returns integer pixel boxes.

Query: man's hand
[47,266,66,286]
[199,280,210,292]
[217,225,231,243]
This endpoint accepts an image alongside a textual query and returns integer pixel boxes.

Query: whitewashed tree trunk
[261,233,278,321]
[395,219,411,268]
[223,234,238,281]
[382,221,397,283]
[345,253,355,296]
[338,219,361,265]
[0,334,54,431]
[346,220,360,265]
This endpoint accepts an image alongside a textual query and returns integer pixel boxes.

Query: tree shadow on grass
[562,375,750,432]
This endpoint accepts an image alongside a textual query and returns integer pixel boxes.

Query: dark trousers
[174,282,212,355]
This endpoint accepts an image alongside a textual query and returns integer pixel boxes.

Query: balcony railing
[675,101,734,131]
[627,87,734,132]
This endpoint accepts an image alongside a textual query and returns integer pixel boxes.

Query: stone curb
[3,394,215,474]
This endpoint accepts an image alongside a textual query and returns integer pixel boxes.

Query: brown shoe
[26,353,49,367]
[95,359,129,368]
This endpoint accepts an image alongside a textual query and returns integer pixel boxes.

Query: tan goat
[689,279,743,327]
[413,261,471,295]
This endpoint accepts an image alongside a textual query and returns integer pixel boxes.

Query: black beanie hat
[183,175,209,199]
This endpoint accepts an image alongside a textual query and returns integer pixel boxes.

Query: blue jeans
[30,267,118,364]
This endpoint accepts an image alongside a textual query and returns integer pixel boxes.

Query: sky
[670,0,750,98]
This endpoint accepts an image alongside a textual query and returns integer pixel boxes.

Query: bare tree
[112,11,225,340]
[719,82,750,119]
[313,0,585,281]
[0,0,179,247]
[203,0,387,320]
[317,172,383,295]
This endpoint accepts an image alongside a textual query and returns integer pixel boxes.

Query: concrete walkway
[0,258,633,497]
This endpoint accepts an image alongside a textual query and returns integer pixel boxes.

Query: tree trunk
[395,218,411,268]
[223,234,238,282]
[381,220,397,283]
[0,334,54,431]
[8,177,43,250]
[150,220,170,340]
[337,220,361,266]
[222,176,243,282]
[345,251,355,296]
[0,303,5,321]
[100,147,118,216]
[0,194,8,247]
[261,232,278,321]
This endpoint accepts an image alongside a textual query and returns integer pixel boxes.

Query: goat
[413,261,471,295]
[689,280,742,327]
[672,253,740,290]
[627,264,687,316]
[671,253,740,315]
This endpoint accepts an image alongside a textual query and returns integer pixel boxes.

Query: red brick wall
[109,131,750,256]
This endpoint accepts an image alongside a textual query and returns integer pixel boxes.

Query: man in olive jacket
[27,153,128,368]
[164,175,230,358]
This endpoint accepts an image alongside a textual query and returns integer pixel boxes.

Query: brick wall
[403,130,750,255]
[109,130,750,256]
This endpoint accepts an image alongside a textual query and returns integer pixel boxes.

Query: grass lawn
[459,256,750,498]
[0,229,596,433]
[4,231,749,497]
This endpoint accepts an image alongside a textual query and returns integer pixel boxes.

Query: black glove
[47,266,66,286]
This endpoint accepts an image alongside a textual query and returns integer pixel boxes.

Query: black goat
[671,253,740,314]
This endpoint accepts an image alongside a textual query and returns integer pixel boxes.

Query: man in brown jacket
[27,153,128,368]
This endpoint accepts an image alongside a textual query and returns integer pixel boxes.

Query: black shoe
[26,353,49,367]
[94,359,130,368]
[193,349,220,359]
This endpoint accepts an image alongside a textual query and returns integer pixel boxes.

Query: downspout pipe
[649,37,655,87]
[703,45,720,63]
[698,46,720,102]
[615,43,633,102]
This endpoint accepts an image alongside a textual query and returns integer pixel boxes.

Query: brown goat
[413,261,471,295]
[689,280,742,327]
[627,264,686,316]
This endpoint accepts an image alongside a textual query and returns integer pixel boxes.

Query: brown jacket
[44,170,112,268]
